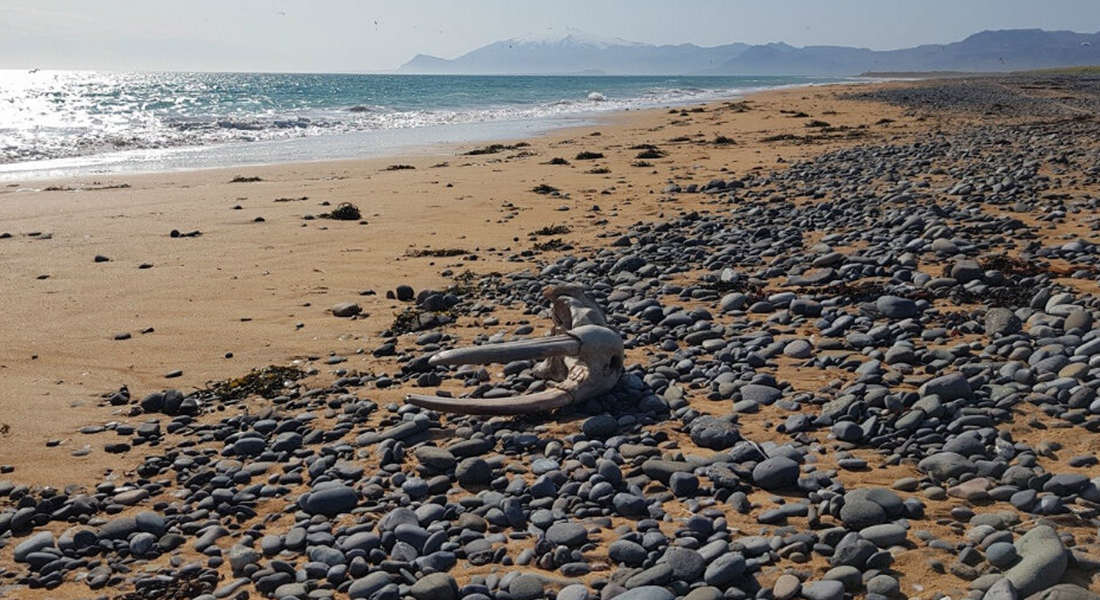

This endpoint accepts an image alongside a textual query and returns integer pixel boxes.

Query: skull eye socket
[608,355,623,371]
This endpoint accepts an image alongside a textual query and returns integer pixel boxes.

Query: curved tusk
[405,388,573,415]
[429,335,580,366]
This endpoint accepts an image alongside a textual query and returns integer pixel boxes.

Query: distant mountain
[399,27,749,75]
[712,29,1100,75]
[399,28,1100,76]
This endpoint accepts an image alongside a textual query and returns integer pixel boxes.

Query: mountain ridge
[398,28,1100,76]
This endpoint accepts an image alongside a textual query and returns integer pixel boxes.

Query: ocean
[0,71,838,178]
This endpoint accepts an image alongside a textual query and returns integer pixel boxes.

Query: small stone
[986,542,1019,568]
[773,574,801,600]
[455,458,492,487]
[877,295,918,319]
[582,414,618,438]
[508,573,545,600]
[752,456,800,490]
[802,580,845,600]
[985,308,1022,338]
[332,302,362,317]
[409,573,458,600]
[546,522,589,547]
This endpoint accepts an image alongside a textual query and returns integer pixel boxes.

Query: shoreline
[0,80,858,183]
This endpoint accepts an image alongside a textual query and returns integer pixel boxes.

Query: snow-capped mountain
[506,27,648,50]
[400,28,749,75]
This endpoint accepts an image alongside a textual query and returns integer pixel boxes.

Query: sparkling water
[0,71,838,175]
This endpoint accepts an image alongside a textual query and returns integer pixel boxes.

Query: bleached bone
[405,285,624,415]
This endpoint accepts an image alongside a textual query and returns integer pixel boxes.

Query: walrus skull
[405,285,624,415]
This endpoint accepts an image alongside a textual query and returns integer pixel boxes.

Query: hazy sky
[2,0,1098,72]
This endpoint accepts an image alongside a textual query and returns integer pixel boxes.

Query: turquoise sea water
[0,71,840,177]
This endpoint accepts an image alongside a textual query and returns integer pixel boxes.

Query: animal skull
[405,285,625,415]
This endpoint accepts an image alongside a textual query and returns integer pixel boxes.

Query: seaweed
[979,253,1046,277]
[405,248,469,258]
[574,151,605,160]
[952,286,1037,309]
[545,157,570,165]
[533,238,566,251]
[713,135,736,145]
[198,365,309,402]
[463,142,530,156]
[319,202,362,220]
[533,224,571,236]
[532,184,560,194]
[635,148,666,159]
[384,164,415,171]
[116,570,214,600]
[229,175,263,183]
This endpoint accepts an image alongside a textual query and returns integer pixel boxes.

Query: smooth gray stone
[703,552,746,587]
[860,523,908,547]
[558,585,590,600]
[984,578,1018,600]
[13,531,54,563]
[546,522,588,547]
[300,485,358,517]
[663,546,705,580]
[508,573,545,600]
[803,580,845,600]
[348,572,393,599]
[919,373,973,400]
[1025,584,1100,600]
[609,540,647,566]
[1004,525,1067,598]
[409,573,458,600]
[919,452,977,481]
[612,587,675,600]
[877,295,918,319]
[987,542,1020,569]
[753,456,800,490]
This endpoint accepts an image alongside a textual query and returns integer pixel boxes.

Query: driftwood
[405,285,624,415]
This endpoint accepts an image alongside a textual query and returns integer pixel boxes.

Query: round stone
[752,456,800,490]
[409,573,458,600]
[546,522,588,547]
[582,414,619,438]
[773,574,802,600]
[986,542,1019,569]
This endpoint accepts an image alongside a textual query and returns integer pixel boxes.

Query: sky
[1,0,1098,72]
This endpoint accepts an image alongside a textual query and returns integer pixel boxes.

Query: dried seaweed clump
[979,253,1046,277]
[199,365,309,401]
[405,248,469,258]
[320,202,362,221]
[534,224,571,236]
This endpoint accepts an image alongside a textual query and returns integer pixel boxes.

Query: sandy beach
[4,75,1100,600]
[0,84,903,488]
